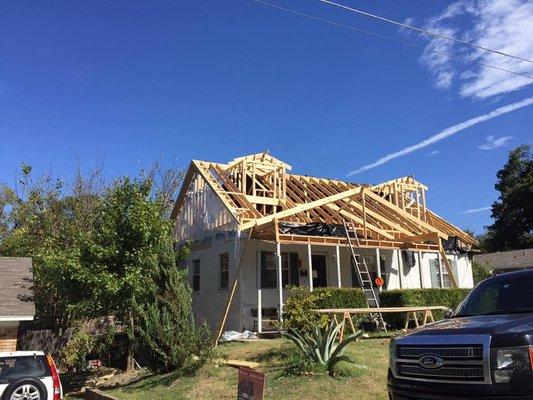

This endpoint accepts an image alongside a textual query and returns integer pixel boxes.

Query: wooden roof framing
[172,153,478,252]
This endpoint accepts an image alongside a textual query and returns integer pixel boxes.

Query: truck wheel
[2,378,47,400]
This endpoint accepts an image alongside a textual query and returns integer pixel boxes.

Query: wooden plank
[314,306,448,313]
[240,187,362,230]
[212,165,262,219]
[245,195,281,206]
[325,203,395,240]
[364,190,448,239]
[193,161,242,221]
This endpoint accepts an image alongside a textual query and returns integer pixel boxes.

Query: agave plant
[283,319,362,376]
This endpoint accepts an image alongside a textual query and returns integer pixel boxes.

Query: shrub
[379,288,471,328]
[472,261,492,285]
[135,268,212,373]
[60,330,95,372]
[282,287,367,332]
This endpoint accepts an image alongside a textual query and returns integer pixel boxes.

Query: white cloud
[478,135,513,149]
[420,0,533,99]
[428,150,440,156]
[347,96,533,175]
[462,206,491,214]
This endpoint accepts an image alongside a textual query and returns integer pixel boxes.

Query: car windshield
[0,356,48,384]
[454,275,533,317]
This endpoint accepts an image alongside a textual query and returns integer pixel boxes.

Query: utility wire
[320,0,533,64]
[252,0,533,80]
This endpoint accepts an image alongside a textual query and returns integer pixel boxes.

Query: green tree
[0,165,101,329]
[485,145,533,251]
[75,177,178,370]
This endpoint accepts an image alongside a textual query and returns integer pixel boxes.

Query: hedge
[282,287,472,332]
[282,287,367,332]
[379,288,471,328]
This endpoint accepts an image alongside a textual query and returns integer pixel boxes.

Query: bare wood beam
[240,187,362,230]
[364,189,448,240]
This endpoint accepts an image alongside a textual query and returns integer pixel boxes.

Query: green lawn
[107,338,391,400]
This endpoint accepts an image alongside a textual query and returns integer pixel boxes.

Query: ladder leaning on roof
[343,220,387,332]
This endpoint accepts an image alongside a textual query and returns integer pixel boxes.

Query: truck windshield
[454,275,533,317]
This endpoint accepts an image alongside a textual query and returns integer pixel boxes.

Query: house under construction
[171,153,478,333]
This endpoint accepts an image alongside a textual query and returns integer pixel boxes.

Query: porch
[239,239,462,333]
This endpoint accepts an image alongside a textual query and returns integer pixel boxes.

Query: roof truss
[172,154,478,251]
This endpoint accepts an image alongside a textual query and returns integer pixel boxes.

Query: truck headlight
[493,347,533,383]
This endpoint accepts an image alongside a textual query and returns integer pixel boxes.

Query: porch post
[437,252,444,288]
[257,289,263,333]
[336,245,341,288]
[397,249,404,289]
[417,251,424,288]
[276,242,283,324]
[375,248,382,292]
[307,243,313,292]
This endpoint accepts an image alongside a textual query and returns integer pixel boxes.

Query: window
[219,253,229,290]
[260,251,299,289]
[261,252,277,289]
[0,356,48,382]
[192,259,200,292]
[442,258,459,288]
[429,258,459,288]
[430,258,441,288]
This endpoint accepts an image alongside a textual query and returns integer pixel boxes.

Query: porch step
[257,331,281,339]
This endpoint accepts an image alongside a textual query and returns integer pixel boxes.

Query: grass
[106,338,391,400]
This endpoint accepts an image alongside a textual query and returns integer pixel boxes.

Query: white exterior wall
[188,239,243,332]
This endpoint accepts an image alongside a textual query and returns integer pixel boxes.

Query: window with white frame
[260,251,299,289]
[219,253,229,290]
[442,258,459,288]
[192,259,200,292]
[430,258,441,288]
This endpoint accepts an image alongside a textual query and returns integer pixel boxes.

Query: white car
[0,351,62,400]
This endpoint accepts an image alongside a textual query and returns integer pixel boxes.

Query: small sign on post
[237,367,266,400]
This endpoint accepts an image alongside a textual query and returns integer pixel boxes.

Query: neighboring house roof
[0,257,35,321]
[171,152,477,252]
[474,249,533,271]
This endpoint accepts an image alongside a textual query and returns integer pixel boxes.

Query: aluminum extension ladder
[343,220,387,332]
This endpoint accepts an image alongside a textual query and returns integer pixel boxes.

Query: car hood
[405,314,533,346]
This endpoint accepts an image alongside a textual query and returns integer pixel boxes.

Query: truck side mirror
[444,309,453,319]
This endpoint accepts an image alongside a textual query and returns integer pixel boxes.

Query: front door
[312,254,327,288]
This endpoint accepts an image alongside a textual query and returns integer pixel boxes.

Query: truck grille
[395,344,487,383]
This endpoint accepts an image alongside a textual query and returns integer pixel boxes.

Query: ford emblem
[419,355,444,369]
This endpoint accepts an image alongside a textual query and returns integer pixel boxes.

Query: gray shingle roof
[0,257,35,319]
[474,248,533,270]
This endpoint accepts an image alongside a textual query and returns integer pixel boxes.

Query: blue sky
[1,0,532,233]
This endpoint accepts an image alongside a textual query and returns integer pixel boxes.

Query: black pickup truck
[388,268,533,400]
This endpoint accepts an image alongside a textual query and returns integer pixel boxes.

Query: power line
[251,0,533,80]
[320,0,533,64]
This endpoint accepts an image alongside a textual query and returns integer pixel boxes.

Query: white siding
[174,172,238,245]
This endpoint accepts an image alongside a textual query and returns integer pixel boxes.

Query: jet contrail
[347,96,533,176]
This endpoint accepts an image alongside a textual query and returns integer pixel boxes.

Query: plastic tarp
[220,330,257,342]
[401,250,416,270]
[441,236,469,254]
[279,222,346,237]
